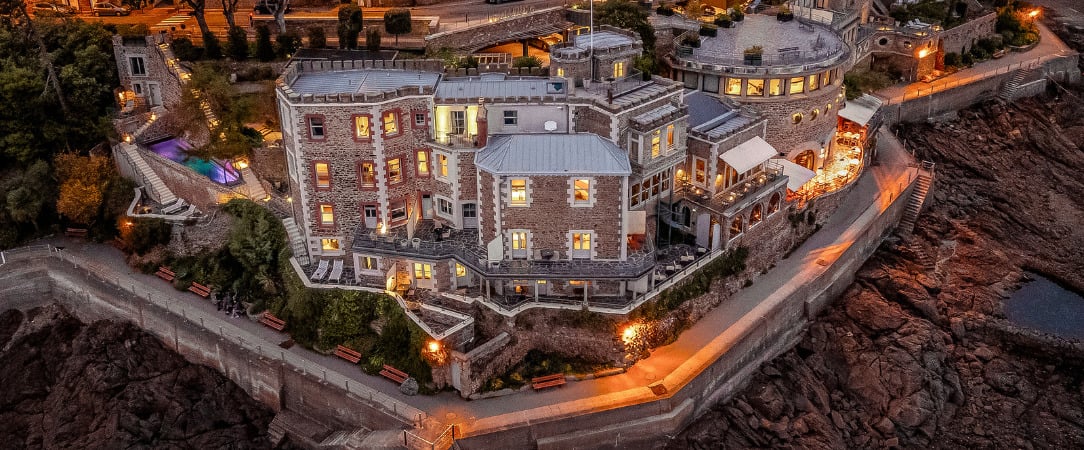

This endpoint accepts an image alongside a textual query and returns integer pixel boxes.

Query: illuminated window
[387,158,402,183]
[792,113,803,124]
[769,79,783,96]
[455,263,467,277]
[413,262,432,280]
[572,232,591,250]
[808,74,819,91]
[613,61,626,78]
[314,162,330,189]
[651,130,661,158]
[319,204,334,225]
[569,280,584,286]
[725,77,742,95]
[826,103,833,112]
[556,67,565,77]
[511,231,527,250]
[361,256,379,270]
[353,115,371,139]
[510,179,527,206]
[451,110,466,135]
[359,161,376,187]
[822,70,832,86]
[694,157,707,184]
[416,151,429,176]
[382,111,399,136]
[630,182,641,207]
[573,179,590,204]
[321,238,340,250]
[308,117,324,139]
[436,153,449,178]
[666,124,675,150]
[747,79,765,96]
[750,204,763,224]
[811,109,820,121]
[789,77,804,94]
[730,216,743,235]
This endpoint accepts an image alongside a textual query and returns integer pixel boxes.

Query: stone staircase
[282,218,309,264]
[119,143,177,206]
[909,239,937,271]
[318,427,374,448]
[999,67,1036,101]
[235,167,269,201]
[267,413,289,448]
[897,166,934,239]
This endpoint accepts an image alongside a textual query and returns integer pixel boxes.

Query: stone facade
[423,6,569,53]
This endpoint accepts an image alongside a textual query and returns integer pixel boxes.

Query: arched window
[730,216,743,236]
[795,150,816,171]
[768,192,781,214]
[810,109,820,121]
[750,204,763,225]
[792,112,803,125]
[681,206,692,226]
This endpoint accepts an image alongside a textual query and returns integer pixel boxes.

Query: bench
[531,373,566,390]
[65,227,88,238]
[155,266,176,282]
[379,364,409,384]
[260,312,286,331]
[188,282,212,298]
[334,345,362,364]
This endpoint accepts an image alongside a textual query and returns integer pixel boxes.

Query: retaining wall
[455,165,921,449]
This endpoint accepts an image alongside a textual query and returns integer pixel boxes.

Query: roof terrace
[676,15,848,74]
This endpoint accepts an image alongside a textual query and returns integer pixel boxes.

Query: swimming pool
[144,138,242,186]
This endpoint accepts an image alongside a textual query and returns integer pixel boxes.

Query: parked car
[92,2,130,16]
[253,0,290,15]
[32,2,75,16]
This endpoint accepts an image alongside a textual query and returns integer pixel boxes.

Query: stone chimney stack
[475,98,488,147]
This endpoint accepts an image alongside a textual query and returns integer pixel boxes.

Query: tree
[595,0,655,50]
[177,64,254,160]
[384,8,412,46]
[4,160,50,231]
[223,199,288,295]
[227,26,249,60]
[264,0,292,34]
[219,0,242,29]
[203,31,223,59]
[54,153,112,226]
[337,5,364,50]
[365,27,381,52]
[512,55,541,68]
[179,0,212,36]
[276,32,302,57]
[255,25,275,61]
[307,27,326,48]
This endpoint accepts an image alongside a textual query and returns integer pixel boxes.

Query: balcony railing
[430,132,478,148]
[671,163,785,217]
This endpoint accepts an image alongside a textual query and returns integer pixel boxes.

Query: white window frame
[308,117,325,139]
[509,229,529,259]
[692,156,708,187]
[412,262,434,288]
[569,230,594,259]
[435,196,454,220]
[434,152,450,181]
[129,55,146,77]
[503,110,518,126]
[382,111,400,136]
[509,178,530,207]
[320,238,341,252]
[570,177,595,207]
[358,255,381,274]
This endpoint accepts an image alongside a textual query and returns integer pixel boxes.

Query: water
[1004,273,1084,340]
[144,138,241,186]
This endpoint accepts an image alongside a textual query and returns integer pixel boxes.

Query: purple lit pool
[144,138,242,186]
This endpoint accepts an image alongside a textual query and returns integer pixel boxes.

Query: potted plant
[656,2,675,16]
[713,12,732,28]
[743,45,763,65]
[682,34,701,48]
[699,23,719,37]
[731,8,744,22]
[777,6,794,22]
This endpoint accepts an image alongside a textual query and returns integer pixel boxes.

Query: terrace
[673,15,848,74]
[671,162,786,218]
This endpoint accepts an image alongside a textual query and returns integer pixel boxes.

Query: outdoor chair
[310,259,329,281]
[328,259,344,283]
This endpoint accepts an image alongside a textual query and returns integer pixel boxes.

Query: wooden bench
[155,266,176,282]
[65,227,88,238]
[188,282,212,298]
[531,373,566,390]
[260,312,286,331]
[379,364,409,384]
[334,345,362,364]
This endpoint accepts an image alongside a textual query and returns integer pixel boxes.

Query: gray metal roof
[571,31,637,51]
[435,75,568,101]
[685,91,756,138]
[290,69,440,95]
[631,104,680,126]
[475,134,631,176]
[839,94,882,127]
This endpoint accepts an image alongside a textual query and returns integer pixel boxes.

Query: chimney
[475,98,488,147]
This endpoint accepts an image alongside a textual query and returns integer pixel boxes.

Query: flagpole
[589,0,594,82]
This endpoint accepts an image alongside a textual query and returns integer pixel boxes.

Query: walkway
[875,21,1076,104]
[29,127,918,438]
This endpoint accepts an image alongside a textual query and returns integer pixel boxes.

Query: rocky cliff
[673,90,1084,448]
[0,304,274,449]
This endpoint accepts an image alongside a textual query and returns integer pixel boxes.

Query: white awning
[839,94,883,127]
[775,158,816,191]
[720,136,779,174]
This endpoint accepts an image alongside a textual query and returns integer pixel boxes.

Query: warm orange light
[378,222,387,235]
[234,159,249,169]
[621,323,642,345]
[1028,9,1039,18]
[427,340,441,353]
[917,48,931,58]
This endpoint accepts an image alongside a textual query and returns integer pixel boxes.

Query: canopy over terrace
[775,158,817,191]
[720,136,778,174]
[839,94,884,127]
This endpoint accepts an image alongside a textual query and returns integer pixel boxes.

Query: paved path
[36,127,917,436]
[875,21,1076,105]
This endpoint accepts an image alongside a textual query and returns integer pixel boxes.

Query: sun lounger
[328,259,344,283]
[310,259,329,281]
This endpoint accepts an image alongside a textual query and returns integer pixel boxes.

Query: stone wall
[142,147,240,211]
[940,13,997,55]
[424,7,569,53]
[753,85,843,159]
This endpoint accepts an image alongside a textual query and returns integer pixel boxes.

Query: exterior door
[363,205,378,229]
[413,262,434,289]
[462,202,478,228]
[421,194,434,220]
[147,83,161,106]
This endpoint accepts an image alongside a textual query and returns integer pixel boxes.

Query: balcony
[430,132,479,149]
[671,164,785,217]
[351,220,657,279]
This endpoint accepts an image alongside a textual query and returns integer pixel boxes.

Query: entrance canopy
[839,94,883,127]
[720,136,779,174]
[775,158,816,191]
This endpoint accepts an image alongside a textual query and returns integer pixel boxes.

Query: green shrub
[512,55,541,68]
[124,218,171,255]
[307,27,326,48]
[337,5,364,49]
[202,32,223,59]
[699,24,718,37]
[227,26,249,60]
[656,3,675,16]
[366,27,382,52]
[171,37,201,61]
[943,52,961,67]
[713,13,732,28]
[255,25,275,61]
[730,8,744,21]
[276,32,302,57]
